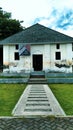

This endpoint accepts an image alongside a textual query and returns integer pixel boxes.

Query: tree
[0,7,24,39]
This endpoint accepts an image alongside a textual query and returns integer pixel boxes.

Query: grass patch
[49,84,73,115]
[0,84,26,116]
[0,76,29,78]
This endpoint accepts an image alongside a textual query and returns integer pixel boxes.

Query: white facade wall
[3,45,20,72]
[44,44,50,70]
[3,45,9,65]
[3,45,19,63]
[50,44,55,69]
[3,43,73,73]
[20,56,31,70]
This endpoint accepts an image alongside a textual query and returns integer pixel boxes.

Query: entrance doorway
[33,54,43,71]
[0,46,3,71]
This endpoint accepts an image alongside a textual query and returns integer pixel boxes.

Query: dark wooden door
[33,55,43,71]
[0,46,3,71]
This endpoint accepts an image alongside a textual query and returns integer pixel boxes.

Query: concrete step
[28,95,47,98]
[26,102,50,105]
[25,106,51,109]
[30,71,45,78]
[28,78,47,84]
[28,82,47,84]
[30,75,45,78]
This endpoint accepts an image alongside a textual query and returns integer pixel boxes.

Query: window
[72,65,73,72]
[55,52,61,60]
[15,44,19,50]
[56,44,60,49]
[14,52,19,60]
[72,43,73,51]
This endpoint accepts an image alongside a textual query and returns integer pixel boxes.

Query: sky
[0,0,73,37]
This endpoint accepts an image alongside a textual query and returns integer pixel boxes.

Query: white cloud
[0,0,73,37]
[0,0,51,26]
[51,0,73,10]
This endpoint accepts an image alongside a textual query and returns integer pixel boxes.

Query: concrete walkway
[12,84,65,118]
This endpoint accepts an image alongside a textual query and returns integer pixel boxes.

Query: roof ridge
[0,23,73,44]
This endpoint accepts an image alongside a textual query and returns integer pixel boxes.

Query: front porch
[0,71,73,83]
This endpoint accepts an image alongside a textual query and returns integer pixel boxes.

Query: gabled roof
[0,23,73,44]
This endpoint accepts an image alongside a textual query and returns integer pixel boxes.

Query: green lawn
[0,83,73,116]
[49,84,73,115]
[0,84,26,116]
[0,76,29,78]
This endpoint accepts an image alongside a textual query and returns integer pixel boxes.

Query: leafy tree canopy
[0,7,24,39]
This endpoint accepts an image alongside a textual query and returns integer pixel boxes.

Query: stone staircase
[12,84,65,117]
[28,71,47,84]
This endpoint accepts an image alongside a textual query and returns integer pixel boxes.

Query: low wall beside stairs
[0,72,30,77]
[0,72,29,83]
[45,72,73,83]
[45,72,73,77]
[0,78,28,83]
[46,78,73,83]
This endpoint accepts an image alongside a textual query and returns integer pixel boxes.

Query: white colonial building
[0,23,73,73]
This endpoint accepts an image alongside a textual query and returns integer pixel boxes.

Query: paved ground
[12,84,65,117]
[0,117,73,130]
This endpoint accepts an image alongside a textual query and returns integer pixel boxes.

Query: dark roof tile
[0,23,73,44]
